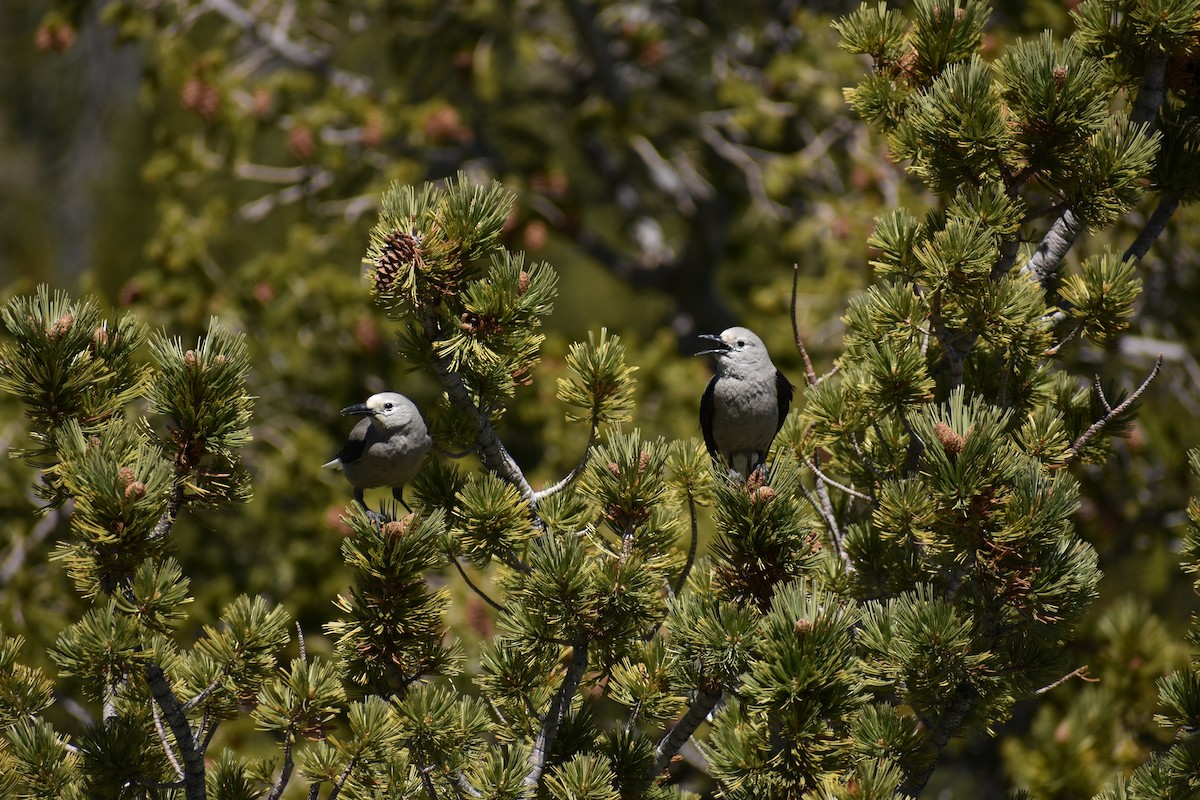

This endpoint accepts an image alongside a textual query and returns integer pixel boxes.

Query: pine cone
[374,230,420,293]
[935,422,966,457]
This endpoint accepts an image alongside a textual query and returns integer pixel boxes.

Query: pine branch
[150,483,186,542]
[265,733,294,800]
[671,490,700,597]
[145,661,206,800]
[1131,50,1168,127]
[1067,354,1163,460]
[901,683,977,797]
[1024,208,1084,290]
[523,632,589,789]
[326,754,358,800]
[653,687,722,774]
[423,311,535,503]
[1123,194,1180,264]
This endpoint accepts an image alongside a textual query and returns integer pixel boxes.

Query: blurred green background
[2,0,1199,795]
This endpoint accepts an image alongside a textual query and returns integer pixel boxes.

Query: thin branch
[1035,665,1096,696]
[452,558,507,613]
[699,125,788,219]
[296,621,307,663]
[532,427,597,505]
[1068,354,1163,460]
[182,677,224,712]
[790,264,817,385]
[672,490,700,597]
[151,701,185,782]
[654,688,722,774]
[523,633,589,789]
[238,169,334,222]
[1094,375,1113,414]
[800,453,870,501]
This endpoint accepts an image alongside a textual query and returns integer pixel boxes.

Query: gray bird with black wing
[323,391,432,511]
[698,327,794,478]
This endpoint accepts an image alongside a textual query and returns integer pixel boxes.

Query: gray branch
[1022,208,1083,290]
[654,687,722,774]
[523,632,589,788]
[1123,194,1180,264]
[145,662,206,800]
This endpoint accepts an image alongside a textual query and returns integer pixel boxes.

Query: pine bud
[48,313,73,339]
[118,466,135,488]
[92,326,109,348]
[287,125,316,162]
[638,451,650,474]
[184,350,198,368]
[934,422,965,457]
[382,520,406,538]
[251,88,273,119]
[608,462,621,477]
[794,618,813,634]
[517,270,531,296]
[1052,65,1068,88]
[753,486,776,505]
[125,481,147,501]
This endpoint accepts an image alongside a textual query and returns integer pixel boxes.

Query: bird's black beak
[340,403,373,417]
[695,333,730,357]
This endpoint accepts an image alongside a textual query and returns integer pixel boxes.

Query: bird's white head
[341,392,418,431]
[697,327,774,375]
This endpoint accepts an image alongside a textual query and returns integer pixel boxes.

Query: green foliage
[3,0,1199,792]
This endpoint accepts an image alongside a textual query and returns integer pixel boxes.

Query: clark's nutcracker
[323,392,432,511]
[698,327,794,478]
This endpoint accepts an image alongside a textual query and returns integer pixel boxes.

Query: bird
[323,392,432,512]
[698,327,794,478]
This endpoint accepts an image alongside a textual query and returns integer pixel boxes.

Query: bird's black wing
[335,418,373,464]
[700,375,719,459]
[775,370,794,433]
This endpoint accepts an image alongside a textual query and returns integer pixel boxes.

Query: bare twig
[238,169,334,222]
[1035,665,1096,695]
[532,428,597,505]
[800,453,870,501]
[151,702,185,782]
[182,677,223,712]
[1094,375,1113,414]
[1068,354,1163,460]
[790,264,817,385]
[296,621,307,663]
[452,558,507,613]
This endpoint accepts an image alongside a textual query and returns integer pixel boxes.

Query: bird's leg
[392,486,412,513]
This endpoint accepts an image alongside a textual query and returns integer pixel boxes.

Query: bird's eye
[737,339,746,348]
[384,403,393,411]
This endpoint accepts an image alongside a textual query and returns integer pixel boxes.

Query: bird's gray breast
[342,418,432,488]
[711,375,778,455]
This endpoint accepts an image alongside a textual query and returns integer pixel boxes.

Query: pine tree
[3,0,1200,797]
